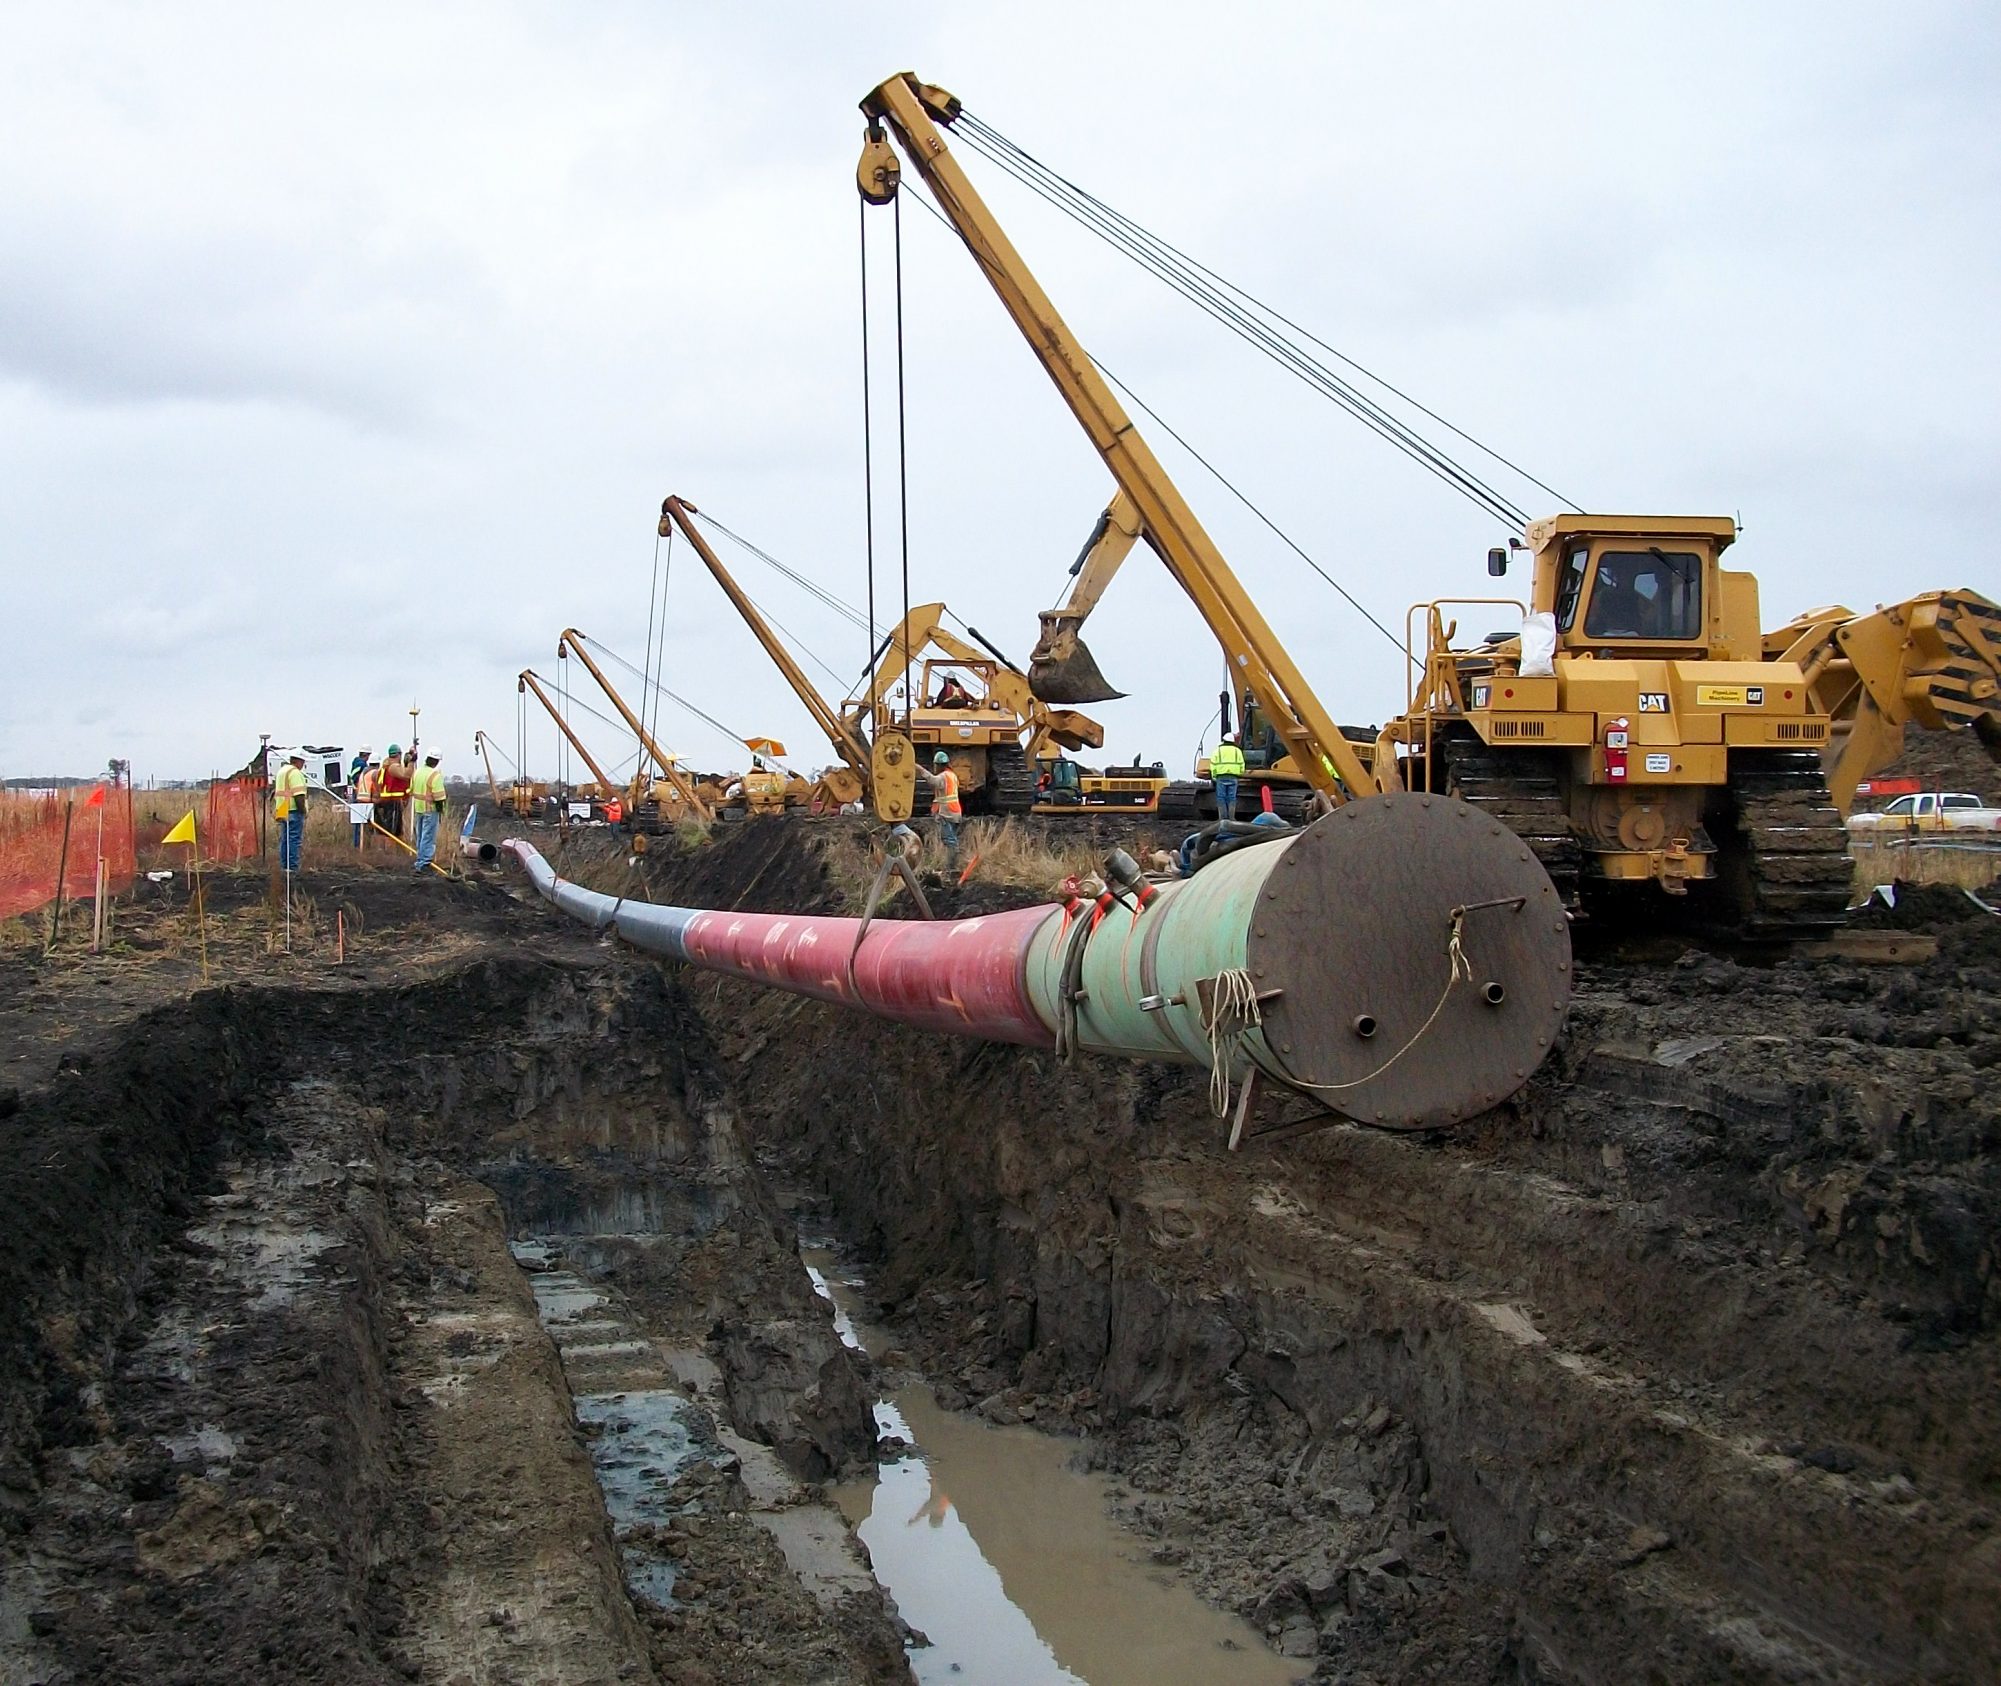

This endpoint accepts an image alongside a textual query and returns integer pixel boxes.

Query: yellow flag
[162,810,197,846]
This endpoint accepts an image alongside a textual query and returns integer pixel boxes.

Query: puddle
[510,1239,710,1610]
[804,1244,1301,1686]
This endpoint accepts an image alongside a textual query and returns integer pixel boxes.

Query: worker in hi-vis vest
[1209,734,1247,822]
[274,752,310,871]
[410,749,448,874]
[921,750,963,869]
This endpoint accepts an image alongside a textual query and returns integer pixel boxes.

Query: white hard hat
[424,749,441,762]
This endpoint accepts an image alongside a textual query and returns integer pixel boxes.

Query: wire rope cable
[950,109,1581,526]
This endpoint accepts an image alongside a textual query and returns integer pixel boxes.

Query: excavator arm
[519,670,620,796]
[858,73,1373,800]
[555,630,715,822]
[1026,489,1144,704]
[659,496,869,808]
[1767,589,2001,814]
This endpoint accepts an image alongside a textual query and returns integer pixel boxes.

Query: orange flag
[83,784,106,809]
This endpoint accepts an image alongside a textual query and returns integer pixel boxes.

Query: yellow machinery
[859,75,1374,831]
[555,630,713,826]
[474,729,542,818]
[1378,520,2001,934]
[868,75,2000,931]
[661,493,1112,820]
[517,670,623,811]
[659,496,909,818]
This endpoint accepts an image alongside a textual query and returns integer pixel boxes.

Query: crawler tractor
[1379,516,2001,936]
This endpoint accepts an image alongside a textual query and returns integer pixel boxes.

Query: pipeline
[505,794,1573,1130]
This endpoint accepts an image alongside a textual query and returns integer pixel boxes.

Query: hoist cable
[953,111,1545,524]
[951,112,1563,529]
[1092,359,1405,655]
[899,185,1402,655]
[695,512,871,633]
[859,199,879,706]
[957,110,1581,514]
[893,192,914,720]
[954,126,1526,528]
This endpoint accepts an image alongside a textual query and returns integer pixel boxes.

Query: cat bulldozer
[1377,515,2001,936]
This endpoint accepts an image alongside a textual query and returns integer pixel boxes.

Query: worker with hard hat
[1209,734,1247,822]
[410,749,448,873]
[375,742,410,837]
[920,750,963,869]
[274,751,309,871]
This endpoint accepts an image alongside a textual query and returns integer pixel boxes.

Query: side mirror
[1486,547,1509,578]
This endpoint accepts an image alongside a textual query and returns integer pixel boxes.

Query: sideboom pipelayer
[857,71,2001,940]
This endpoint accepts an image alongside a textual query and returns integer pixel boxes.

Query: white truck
[1847,791,2001,834]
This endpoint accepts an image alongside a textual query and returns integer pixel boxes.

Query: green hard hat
[387,742,401,756]
[933,751,950,766]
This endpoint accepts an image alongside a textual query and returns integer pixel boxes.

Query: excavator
[916,87,2000,934]
[658,494,1137,820]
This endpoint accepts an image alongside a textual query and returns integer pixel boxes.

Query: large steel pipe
[506,795,1572,1128]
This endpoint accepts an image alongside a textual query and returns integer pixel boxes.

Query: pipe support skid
[507,796,1571,1129]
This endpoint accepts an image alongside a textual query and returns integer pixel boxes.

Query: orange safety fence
[0,787,138,922]
[205,777,264,864]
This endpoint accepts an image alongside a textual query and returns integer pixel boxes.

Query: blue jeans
[1213,776,1239,821]
[936,815,960,857]
[413,810,440,872]
[279,806,305,871]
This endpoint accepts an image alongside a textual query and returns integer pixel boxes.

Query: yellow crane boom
[659,496,871,809]
[518,670,620,797]
[857,73,1372,801]
[555,629,714,823]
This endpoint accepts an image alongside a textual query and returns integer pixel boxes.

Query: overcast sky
[3,1,1996,786]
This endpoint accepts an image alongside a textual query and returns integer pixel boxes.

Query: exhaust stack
[506,796,1571,1132]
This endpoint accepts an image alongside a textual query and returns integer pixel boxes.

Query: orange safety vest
[934,769,962,817]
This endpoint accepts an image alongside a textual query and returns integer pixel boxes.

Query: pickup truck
[1847,791,2001,834]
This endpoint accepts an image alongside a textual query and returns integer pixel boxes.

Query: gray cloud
[1,1,1995,786]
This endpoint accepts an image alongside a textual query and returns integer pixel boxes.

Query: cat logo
[1471,683,1491,709]
[1637,692,1669,713]
[1746,686,1765,706]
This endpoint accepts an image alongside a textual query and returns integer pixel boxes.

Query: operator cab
[1492,513,1753,657]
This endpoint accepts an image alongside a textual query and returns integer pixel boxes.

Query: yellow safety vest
[274,764,308,816]
[1210,743,1246,777]
[411,766,446,814]
[934,769,962,817]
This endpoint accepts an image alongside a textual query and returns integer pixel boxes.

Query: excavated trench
[1,826,1996,1683]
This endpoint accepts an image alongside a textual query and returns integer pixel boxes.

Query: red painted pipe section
[676,903,1058,1044]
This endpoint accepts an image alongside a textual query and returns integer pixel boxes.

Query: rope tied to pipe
[1204,967,1264,1116]
[1294,905,1480,1100]
[1205,898,1510,1119]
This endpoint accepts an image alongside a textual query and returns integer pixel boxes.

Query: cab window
[1584,549,1702,640]
[1554,543,1590,630]
[1944,793,1980,810]
[1883,795,1917,816]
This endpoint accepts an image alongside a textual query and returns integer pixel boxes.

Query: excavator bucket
[1027,611,1125,704]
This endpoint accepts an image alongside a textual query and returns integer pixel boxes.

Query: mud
[5,823,1997,1682]
[614,818,2000,1683]
[0,863,906,1683]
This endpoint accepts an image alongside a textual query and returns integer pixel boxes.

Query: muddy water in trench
[803,1245,1301,1686]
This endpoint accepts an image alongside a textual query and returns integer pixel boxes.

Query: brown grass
[1851,835,2001,895]
[819,818,1110,910]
